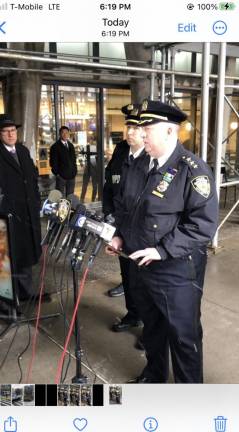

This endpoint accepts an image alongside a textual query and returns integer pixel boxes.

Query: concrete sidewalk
[0,207,239,384]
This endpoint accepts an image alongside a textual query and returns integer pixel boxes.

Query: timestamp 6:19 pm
[101,30,130,37]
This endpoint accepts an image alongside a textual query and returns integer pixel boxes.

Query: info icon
[143,417,158,432]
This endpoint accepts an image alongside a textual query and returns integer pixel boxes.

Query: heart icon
[73,418,88,431]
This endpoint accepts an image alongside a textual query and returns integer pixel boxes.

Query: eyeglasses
[0,128,17,134]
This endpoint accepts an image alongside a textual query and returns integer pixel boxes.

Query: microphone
[87,214,116,267]
[48,199,72,253]
[87,237,103,267]
[41,192,70,247]
[54,203,86,262]
[40,189,62,217]
[73,213,116,242]
[48,189,63,203]
[41,219,59,246]
[72,232,93,270]
[67,193,81,210]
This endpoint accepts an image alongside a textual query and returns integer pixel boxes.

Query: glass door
[58,86,100,203]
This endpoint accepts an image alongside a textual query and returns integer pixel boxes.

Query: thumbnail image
[0,384,11,406]
[69,385,81,406]
[109,385,122,405]
[81,385,92,406]
[12,385,24,406]
[23,385,35,406]
[58,385,70,406]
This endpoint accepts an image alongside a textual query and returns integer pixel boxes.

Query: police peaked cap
[121,103,141,126]
[0,114,21,129]
[139,99,187,126]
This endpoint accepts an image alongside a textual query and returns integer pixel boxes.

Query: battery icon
[219,2,236,10]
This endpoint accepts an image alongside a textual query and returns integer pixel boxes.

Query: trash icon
[214,416,227,432]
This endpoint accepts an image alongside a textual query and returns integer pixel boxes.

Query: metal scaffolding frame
[1,48,239,81]
[200,43,210,162]
[1,44,239,248]
[160,43,239,249]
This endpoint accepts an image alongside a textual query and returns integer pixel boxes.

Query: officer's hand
[105,236,123,256]
[129,248,161,266]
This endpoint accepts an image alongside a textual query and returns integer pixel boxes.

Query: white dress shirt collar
[149,141,177,171]
[129,147,144,160]
[4,144,16,153]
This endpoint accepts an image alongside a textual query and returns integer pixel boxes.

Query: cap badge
[127,104,134,111]
[142,100,148,111]
[131,108,138,115]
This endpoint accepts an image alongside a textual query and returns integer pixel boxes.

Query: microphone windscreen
[48,189,62,203]
[75,203,86,215]
[69,203,86,228]
[67,193,81,210]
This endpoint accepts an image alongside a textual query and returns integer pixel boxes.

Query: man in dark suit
[49,126,77,196]
[0,114,42,303]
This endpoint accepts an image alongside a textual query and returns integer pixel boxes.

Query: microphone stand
[71,266,87,384]
[70,234,92,384]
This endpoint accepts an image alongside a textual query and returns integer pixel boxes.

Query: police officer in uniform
[103,104,145,335]
[109,100,218,383]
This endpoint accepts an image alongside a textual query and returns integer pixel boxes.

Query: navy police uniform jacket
[103,140,129,216]
[116,141,219,258]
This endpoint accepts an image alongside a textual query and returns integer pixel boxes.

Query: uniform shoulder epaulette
[181,155,198,169]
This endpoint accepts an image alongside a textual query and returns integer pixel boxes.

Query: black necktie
[129,154,134,164]
[10,149,20,165]
[150,158,158,173]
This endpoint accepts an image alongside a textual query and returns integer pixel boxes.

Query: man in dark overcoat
[49,126,77,196]
[0,114,42,302]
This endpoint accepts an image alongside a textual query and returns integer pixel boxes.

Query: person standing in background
[50,126,77,196]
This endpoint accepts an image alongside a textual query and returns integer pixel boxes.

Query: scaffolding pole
[0,49,239,81]
[150,46,156,100]
[212,42,227,249]
[224,95,239,119]
[161,48,166,102]
[169,48,175,105]
[200,43,210,162]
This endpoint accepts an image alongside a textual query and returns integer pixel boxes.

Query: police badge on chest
[112,175,121,184]
[152,167,178,198]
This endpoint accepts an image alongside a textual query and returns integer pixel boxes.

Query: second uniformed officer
[109,100,218,383]
[103,104,145,335]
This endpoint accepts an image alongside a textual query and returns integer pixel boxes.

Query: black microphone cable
[52,245,74,384]
[54,265,90,384]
